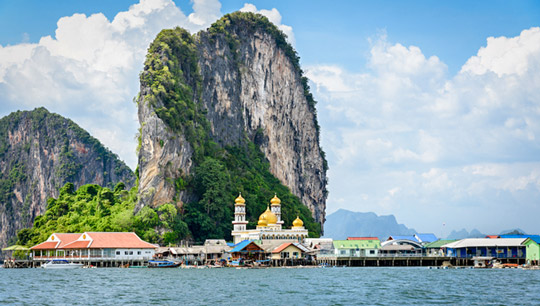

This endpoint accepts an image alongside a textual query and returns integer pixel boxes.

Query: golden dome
[270,194,281,206]
[235,193,245,205]
[265,207,278,225]
[257,212,268,226]
[292,216,304,228]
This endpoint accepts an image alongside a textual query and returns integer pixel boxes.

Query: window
[137,251,141,255]
[129,251,133,255]
[116,251,120,255]
[124,251,128,255]
[370,250,375,255]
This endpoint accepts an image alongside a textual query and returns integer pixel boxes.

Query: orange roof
[485,235,500,239]
[56,233,82,248]
[85,232,155,249]
[62,240,91,249]
[347,237,380,241]
[272,243,293,253]
[31,241,59,250]
[31,232,156,250]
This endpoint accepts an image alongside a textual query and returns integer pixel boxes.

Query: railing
[317,253,430,259]
[33,255,153,260]
[455,254,525,259]
[378,253,423,258]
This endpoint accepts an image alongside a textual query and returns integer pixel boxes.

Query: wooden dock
[316,256,526,267]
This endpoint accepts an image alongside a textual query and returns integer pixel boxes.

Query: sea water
[1,267,539,305]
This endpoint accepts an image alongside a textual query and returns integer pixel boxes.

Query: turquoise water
[1,267,539,305]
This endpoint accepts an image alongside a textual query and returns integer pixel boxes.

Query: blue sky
[1,0,539,237]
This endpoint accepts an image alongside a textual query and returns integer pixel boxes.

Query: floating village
[2,194,540,270]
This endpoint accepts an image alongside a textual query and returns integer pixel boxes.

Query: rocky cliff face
[0,108,135,249]
[137,13,328,229]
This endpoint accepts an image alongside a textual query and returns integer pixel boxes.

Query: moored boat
[42,259,83,269]
[148,260,181,268]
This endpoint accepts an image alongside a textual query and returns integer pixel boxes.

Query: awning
[2,245,30,251]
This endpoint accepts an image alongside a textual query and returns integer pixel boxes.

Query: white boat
[42,259,84,269]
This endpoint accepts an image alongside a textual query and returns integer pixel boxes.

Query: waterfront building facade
[231,194,308,244]
[31,232,156,266]
[333,238,381,257]
[442,238,526,259]
[270,242,309,260]
[155,239,231,264]
[228,240,266,261]
[423,240,457,257]
[523,237,540,265]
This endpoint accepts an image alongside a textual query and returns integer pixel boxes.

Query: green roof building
[423,239,457,257]
[333,238,381,257]
[523,238,540,265]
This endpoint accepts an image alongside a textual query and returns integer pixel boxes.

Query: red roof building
[31,232,156,264]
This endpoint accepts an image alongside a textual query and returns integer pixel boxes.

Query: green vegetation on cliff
[16,182,188,247]
[139,12,323,242]
[15,12,325,247]
[183,143,320,243]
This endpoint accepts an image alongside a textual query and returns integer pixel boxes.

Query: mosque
[231,193,309,244]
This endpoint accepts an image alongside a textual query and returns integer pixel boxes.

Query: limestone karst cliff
[0,108,135,249]
[137,12,328,233]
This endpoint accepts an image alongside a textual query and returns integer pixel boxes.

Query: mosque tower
[232,194,248,232]
[270,194,284,226]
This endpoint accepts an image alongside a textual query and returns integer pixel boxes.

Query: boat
[148,260,181,268]
[42,259,83,269]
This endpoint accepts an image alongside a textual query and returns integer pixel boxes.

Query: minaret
[270,194,284,226]
[232,193,248,232]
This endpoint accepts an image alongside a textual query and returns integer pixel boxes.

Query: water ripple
[1,267,540,305]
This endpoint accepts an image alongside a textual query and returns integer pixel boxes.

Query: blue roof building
[415,234,438,244]
[387,235,419,242]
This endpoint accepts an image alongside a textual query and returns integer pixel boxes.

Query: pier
[316,256,526,267]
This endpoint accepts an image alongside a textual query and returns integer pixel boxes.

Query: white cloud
[0,0,297,169]
[0,0,225,169]
[188,0,222,28]
[461,27,540,77]
[310,28,540,234]
[239,3,295,46]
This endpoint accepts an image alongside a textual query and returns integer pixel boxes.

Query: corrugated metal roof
[229,240,262,253]
[388,235,419,242]
[524,237,540,244]
[333,240,380,249]
[500,234,540,240]
[381,244,417,251]
[424,240,457,248]
[443,238,526,248]
[347,237,380,241]
[292,242,310,252]
[415,234,438,243]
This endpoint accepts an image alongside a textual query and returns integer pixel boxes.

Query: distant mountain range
[323,209,416,240]
[324,209,530,241]
[446,228,485,239]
